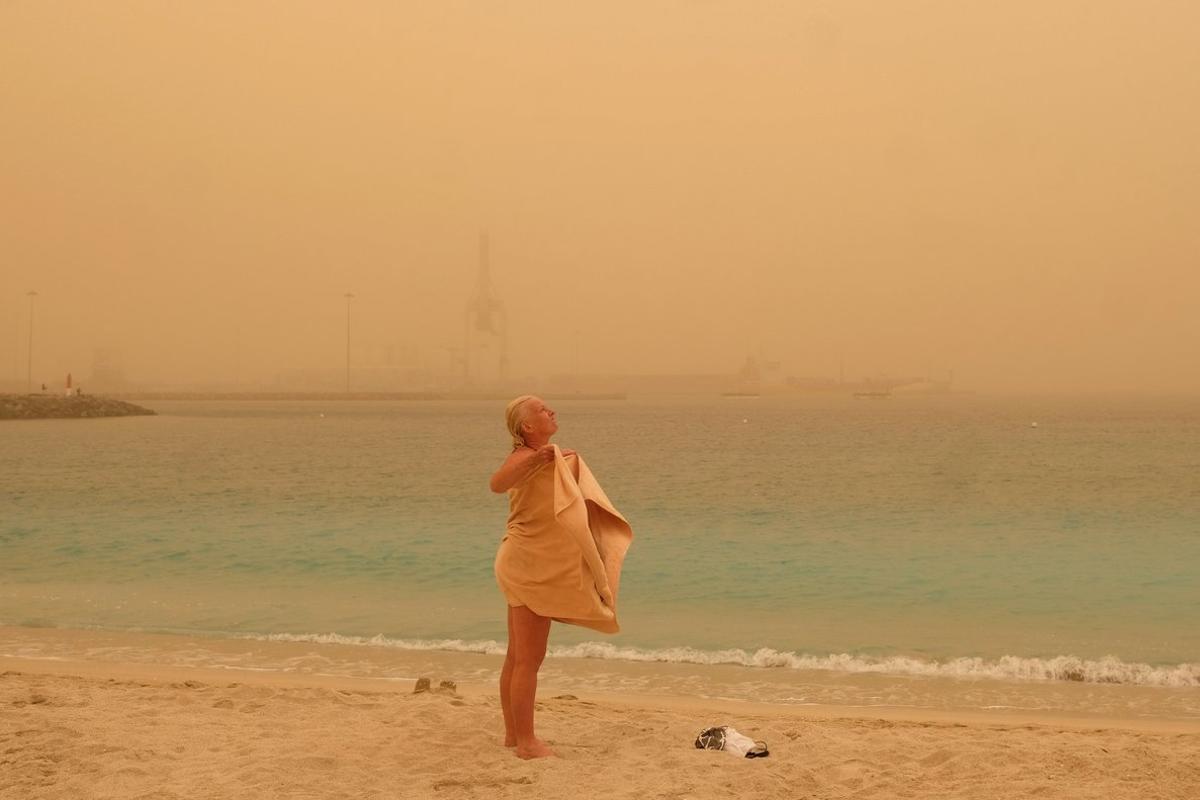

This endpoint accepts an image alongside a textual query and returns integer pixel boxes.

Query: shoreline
[112,391,627,402]
[3,654,1197,735]
[3,625,1197,731]
[4,653,1198,799]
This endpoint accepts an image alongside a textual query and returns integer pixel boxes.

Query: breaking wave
[251,632,1200,688]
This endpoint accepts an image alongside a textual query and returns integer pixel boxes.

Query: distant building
[464,233,509,387]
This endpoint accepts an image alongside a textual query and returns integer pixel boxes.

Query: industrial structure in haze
[31,231,955,398]
[265,233,515,393]
[463,232,509,387]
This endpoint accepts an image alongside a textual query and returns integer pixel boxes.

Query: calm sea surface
[2,394,1198,708]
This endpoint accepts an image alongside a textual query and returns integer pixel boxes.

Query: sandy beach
[4,653,1198,800]
[6,0,1200,795]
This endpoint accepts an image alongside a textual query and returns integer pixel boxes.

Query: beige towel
[494,445,633,633]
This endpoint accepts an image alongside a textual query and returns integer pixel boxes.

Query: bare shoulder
[502,447,535,465]
[496,447,536,473]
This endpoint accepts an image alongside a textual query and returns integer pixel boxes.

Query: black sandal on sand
[746,740,770,758]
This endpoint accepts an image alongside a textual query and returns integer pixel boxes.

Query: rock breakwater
[0,394,156,420]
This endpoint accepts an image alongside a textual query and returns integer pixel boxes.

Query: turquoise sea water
[2,395,1198,699]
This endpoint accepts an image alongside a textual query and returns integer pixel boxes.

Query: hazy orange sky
[2,2,1197,392]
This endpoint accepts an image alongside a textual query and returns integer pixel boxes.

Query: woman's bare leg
[505,604,555,759]
[500,606,517,746]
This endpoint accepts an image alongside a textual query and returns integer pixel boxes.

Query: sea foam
[251,632,1200,688]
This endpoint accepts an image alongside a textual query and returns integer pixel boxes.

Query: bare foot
[514,739,557,760]
[504,736,517,748]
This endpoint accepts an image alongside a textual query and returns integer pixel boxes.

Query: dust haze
[2,2,1197,394]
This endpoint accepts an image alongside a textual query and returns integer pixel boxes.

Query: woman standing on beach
[490,396,633,759]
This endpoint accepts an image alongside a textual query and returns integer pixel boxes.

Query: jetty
[0,394,156,420]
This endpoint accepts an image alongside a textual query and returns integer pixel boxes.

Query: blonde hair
[505,395,537,450]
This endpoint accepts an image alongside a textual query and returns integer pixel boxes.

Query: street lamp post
[26,291,37,393]
[344,293,354,392]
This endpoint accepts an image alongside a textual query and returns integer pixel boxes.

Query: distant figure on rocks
[489,395,633,759]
